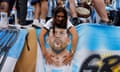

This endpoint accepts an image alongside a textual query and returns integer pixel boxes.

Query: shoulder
[47,18,53,23]
[67,19,74,29]
[43,18,53,29]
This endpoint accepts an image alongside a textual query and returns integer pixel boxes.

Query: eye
[56,15,65,18]
[60,31,65,35]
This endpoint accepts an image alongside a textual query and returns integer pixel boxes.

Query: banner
[73,23,120,72]
[36,23,120,72]
[1,23,120,72]
[0,29,27,72]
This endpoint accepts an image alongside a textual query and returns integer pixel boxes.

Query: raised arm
[69,26,78,55]
[93,0,109,23]
[63,26,78,64]
[39,28,54,64]
[39,28,47,56]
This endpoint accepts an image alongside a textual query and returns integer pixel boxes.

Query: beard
[51,47,66,54]
[49,39,67,54]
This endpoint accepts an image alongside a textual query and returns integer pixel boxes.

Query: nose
[55,32,61,38]
[58,16,64,21]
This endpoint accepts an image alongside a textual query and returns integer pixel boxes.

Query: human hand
[62,53,73,65]
[43,52,55,65]
[99,19,112,25]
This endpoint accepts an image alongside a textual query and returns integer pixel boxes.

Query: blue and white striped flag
[0,29,27,72]
[36,23,120,72]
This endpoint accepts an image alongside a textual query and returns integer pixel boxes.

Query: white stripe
[1,57,17,72]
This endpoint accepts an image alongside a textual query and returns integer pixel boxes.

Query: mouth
[54,39,61,46]
[57,21,63,24]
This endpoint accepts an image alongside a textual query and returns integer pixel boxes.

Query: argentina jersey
[112,0,120,11]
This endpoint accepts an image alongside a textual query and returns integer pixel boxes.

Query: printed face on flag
[47,28,69,52]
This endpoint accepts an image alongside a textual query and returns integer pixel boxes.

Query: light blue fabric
[37,23,120,72]
[76,23,120,51]
[106,6,113,11]
[112,0,120,11]
[90,8,96,23]
[8,29,27,59]
[37,23,120,51]
[116,0,120,10]
[47,0,57,17]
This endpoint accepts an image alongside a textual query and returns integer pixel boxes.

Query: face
[55,12,65,24]
[47,28,69,52]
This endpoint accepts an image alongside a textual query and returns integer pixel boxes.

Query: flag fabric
[0,29,27,72]
[14,28,37,72]
[116,0,120,10]
[36,23,120,72]
[1,23,120,72]
[74,23,120,72]
[112,0,120,11]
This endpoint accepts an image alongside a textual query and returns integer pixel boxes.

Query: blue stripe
[116,0,120,10]
[8,29,27,59]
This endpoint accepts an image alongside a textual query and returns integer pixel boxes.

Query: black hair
[52,7,68,34]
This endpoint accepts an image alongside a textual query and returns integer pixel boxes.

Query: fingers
[46,57,53,64]
[63,59,71,65]
[45,54,54,65]
[63,55,72,65]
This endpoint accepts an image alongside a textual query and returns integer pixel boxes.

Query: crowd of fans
[0,0,120,71]
[0,0,120,28]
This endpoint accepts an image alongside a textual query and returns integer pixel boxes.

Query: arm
[39,28,47,56]
[68,0,78,17]
[63,26,78,64]
[39,27,55,64]
[39,19,53,54]
[69,26,78,55]
[92,0,109,22]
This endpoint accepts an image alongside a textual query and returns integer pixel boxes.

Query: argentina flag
[1,23,120,72]
[74,23,120,72]
[0,29,27,72]
[36,23,120,72]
